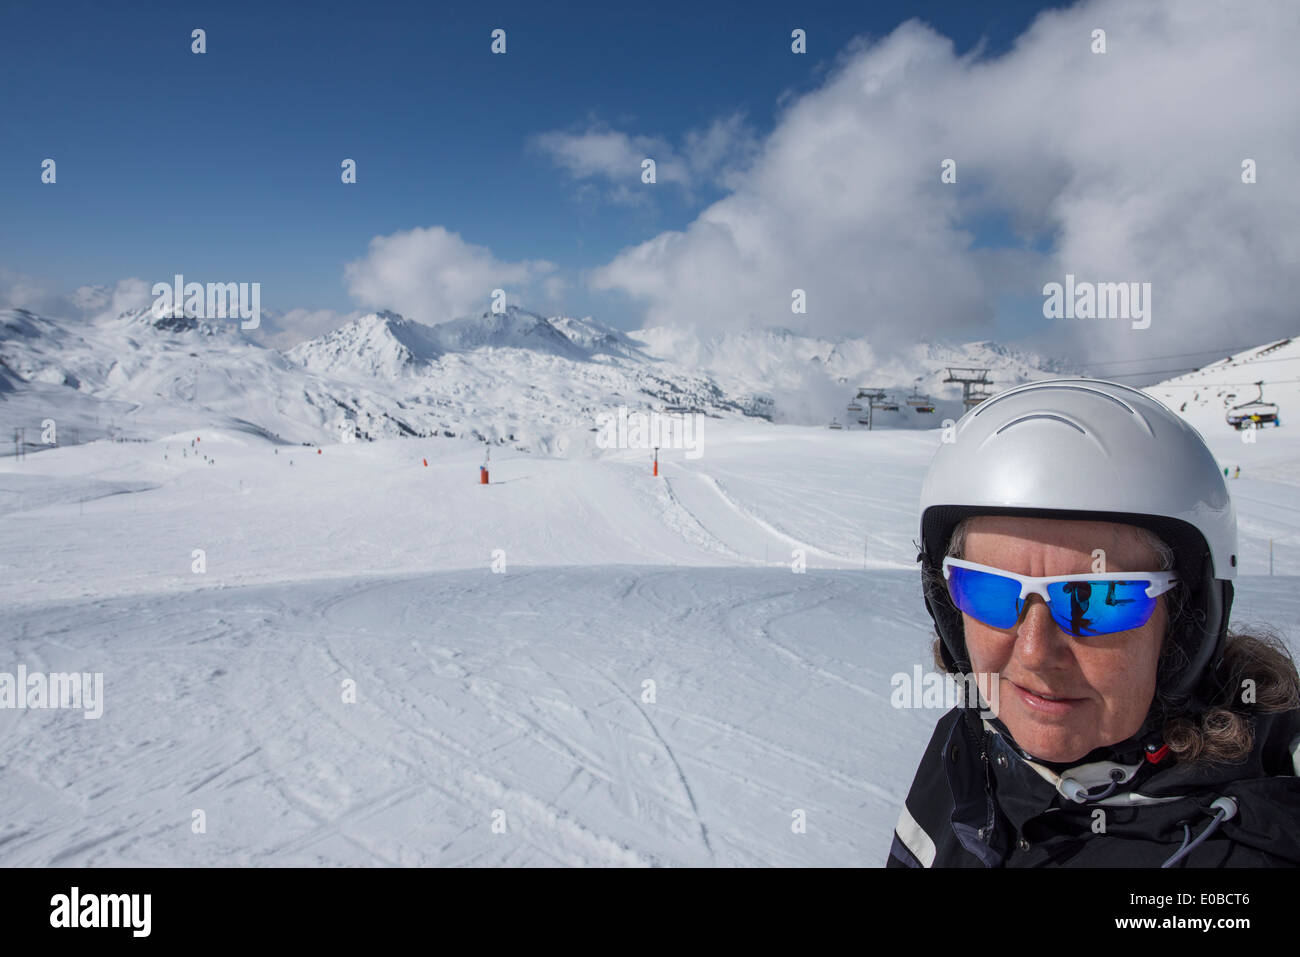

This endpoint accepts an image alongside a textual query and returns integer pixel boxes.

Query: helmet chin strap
[1159,553,1234,705]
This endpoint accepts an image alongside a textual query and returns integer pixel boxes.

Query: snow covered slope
[1145,335,1300,498]
[1146,336,1297,439]
[1,410,1297,866]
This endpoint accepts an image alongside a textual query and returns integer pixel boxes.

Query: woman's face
[959,515,1168,764]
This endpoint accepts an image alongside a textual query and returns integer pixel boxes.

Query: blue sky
[2,0,1297,367]
[1,0,1056,320]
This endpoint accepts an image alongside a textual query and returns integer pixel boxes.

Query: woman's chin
[1018,736,1090,764]
[1004,712,1095,764]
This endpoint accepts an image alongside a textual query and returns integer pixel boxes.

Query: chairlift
[847,402,863,412]
[1225,381,1280,430]
[907,384,934,413]
[1227,406,1279,429]
[828,418,843,430]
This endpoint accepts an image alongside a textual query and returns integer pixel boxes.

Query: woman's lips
[1010,680,1086,715]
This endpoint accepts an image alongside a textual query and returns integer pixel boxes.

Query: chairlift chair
[1227,405,1279,429]
[1225,381,1280,430]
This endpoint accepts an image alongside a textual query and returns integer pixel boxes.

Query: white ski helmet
[918,378,1236,706]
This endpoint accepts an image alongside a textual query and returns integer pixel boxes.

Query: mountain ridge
[1,302,1086,453]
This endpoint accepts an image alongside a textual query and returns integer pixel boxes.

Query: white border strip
[895,804,937,868]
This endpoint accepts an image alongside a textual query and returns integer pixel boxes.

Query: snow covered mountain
[285,310,446,379]
[0,305,773,453]
[1,301,1077,454]
[286,307,651,379]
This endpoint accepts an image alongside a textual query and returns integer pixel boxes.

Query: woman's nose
[1012,595,1072,665]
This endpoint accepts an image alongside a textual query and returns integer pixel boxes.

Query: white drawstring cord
[1161,797,1238,868]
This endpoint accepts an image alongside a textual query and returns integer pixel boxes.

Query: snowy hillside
[285,305,775,445]
[1,407,1297,866]
[0,304,1076,456]
[1145,336,1297,438]
[1143,336,1298,492]
[0,305,772,452]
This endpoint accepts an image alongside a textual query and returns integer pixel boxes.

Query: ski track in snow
[1,568,931,866]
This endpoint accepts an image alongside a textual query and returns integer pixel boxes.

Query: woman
[888,378,1300,867]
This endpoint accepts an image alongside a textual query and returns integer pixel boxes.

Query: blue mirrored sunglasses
[942,557,1178,637]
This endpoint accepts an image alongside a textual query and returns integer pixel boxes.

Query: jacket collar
[946,705,1300,864]
[964,704,1300,812]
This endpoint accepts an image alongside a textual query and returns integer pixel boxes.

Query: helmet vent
[994,412,1086,435]
[974,383,1139,419]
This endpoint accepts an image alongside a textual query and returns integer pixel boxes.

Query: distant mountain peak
[109,305,232,338]
[287,310,443,379]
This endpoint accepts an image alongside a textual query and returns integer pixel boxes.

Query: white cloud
[99,278,152,319]
[589,0,1300,363]
[531,114,758,203]
[0,269,70,316]
[534,128,680,184]
[249,307,360,349]
[343,226,556,324]
[539,275,571,312]
[682,114,761,190]
[0,272,152,321]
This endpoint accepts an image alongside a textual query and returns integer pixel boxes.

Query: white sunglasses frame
[942,557,1179,604]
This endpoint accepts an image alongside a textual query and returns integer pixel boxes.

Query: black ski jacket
[887,705,1300,867]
